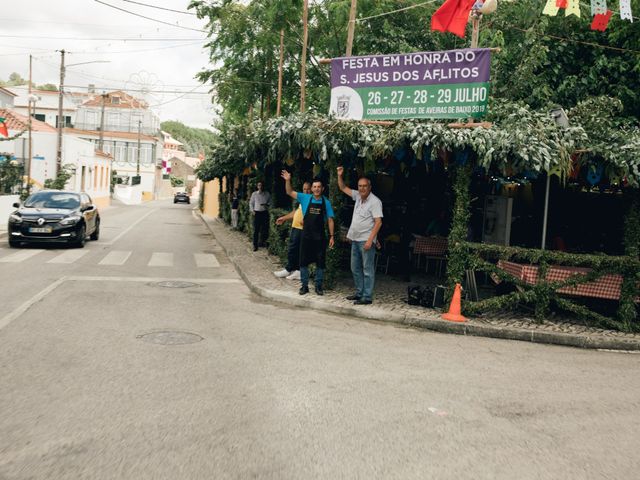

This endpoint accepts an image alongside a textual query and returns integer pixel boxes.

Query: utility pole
[300,0,309,112]
[56,49,65,176]
[27,54,33,196]
[98,92,106,151]
[345,0,358,56]
[136,119,141,176]
[276,29,285,117]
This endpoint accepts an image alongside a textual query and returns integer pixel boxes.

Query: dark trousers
[285,227,303,272]
[253,211,269,248]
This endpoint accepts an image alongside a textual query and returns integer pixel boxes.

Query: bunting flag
[591,10,613,30]
[590,0,607,15]
[543,0,560,15]
[620,0,633,21]
[0,117,8,138]
[565,0,581,16]
[556,0,568,8]
[431,0,477,38]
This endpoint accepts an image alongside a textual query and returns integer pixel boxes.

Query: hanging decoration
[543,0,560,15]
[591,10,613,30]
[565,0,581,17]
[619,0,633,21]
[0,117,8,138]
[590,0,607,15]
[586,162,604,185]
[431,0,477,38]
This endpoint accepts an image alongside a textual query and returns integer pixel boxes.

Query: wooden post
[345,0,358,56]
[300,0,309,112]
[470,10,481,48]
[276,29,285,117]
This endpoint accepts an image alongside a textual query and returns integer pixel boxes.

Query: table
[496,260,628,301]
[412,236,448,276]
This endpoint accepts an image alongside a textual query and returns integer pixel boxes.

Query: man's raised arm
[280,170,297,199]
[336,166,353,197]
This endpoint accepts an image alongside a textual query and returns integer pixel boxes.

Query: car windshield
[24,192,81,209]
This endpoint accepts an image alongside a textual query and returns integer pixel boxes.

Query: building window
[56,115,72,128]
[107,112,120,130]
[111,96,120,105]
[33,114,46,122]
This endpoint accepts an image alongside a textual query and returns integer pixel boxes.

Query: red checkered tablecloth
[413,236,448,257]
[497,260,626,301]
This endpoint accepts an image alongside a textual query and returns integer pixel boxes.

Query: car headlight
[9,214,22,224]
[60,215,82,225]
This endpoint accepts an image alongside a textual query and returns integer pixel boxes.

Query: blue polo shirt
[296,193,335,220]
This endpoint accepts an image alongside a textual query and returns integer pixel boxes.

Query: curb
[197,213,640,352]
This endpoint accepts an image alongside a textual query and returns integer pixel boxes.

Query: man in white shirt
[249,181,271,251]
[336,167,383,305]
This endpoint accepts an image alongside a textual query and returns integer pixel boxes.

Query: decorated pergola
[197,97,640,330]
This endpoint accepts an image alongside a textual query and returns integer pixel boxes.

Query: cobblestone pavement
[199,213,640,351]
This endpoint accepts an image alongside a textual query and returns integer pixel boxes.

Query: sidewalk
[217,213,640,350]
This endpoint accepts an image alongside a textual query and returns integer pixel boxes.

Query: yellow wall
[93,195,111,210]
[142,191,154,202]
[202,179,221,217]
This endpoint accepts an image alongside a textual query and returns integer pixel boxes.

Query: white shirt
[249,190,271,212]
[347,190,383,242]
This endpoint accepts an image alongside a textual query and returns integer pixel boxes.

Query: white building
[0,87,16,108]
[9,86,94,128]
[0,108,111,208]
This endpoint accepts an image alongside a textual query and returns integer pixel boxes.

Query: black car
[174,192,190,204]
[7,190,100,248]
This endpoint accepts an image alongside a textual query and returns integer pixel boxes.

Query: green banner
[356,83,490,120]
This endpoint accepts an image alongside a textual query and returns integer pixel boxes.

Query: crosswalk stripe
[47,249,90,264]
[0,249,46,263]
[194,253,220,268]
[148,252,173,267]
[98,250,131,266]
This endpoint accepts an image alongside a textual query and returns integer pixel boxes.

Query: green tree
[160,120,217,157]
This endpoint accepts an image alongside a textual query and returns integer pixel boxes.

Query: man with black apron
[281,170,335,296]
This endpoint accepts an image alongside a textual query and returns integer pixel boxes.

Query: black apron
[300,196,327,268]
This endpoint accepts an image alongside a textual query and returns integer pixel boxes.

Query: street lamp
[55,50,111,175]
[26,93,39,197]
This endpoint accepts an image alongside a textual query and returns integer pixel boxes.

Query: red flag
[0,117,8,138]
[591,10,613,31]
[431,0,477,38]
[556,0,568,8]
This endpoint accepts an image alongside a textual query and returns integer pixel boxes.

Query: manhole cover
[151,281,201,288]
[137,331,203,345]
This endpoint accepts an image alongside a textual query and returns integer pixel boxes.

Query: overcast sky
[0,0,216,129]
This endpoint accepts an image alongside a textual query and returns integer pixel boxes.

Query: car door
[81,193,96,233]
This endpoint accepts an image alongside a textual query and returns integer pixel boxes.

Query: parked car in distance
[7,190,100,248]
[174,192,190,204]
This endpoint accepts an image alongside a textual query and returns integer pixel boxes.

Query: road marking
[105,208,157,245]
[66,276,241,284]
[0,277,67,331]
[47,249,90,264]
[98,250,132,266]
[148,252,173,267]
[0,249,45,263]
[194,253,220,268]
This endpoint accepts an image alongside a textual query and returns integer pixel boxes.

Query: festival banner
[329,48,491,120]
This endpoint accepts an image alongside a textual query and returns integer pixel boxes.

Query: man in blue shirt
[281,170,335,296]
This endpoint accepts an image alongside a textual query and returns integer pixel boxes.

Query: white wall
[5,129,57,189]
[0,195,20,232]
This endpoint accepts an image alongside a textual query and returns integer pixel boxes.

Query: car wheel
[74,224,86,248]
[90,220,100,241]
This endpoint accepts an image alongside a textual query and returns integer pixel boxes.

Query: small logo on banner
[337,95,350,118]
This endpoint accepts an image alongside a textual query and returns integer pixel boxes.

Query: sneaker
[315,286,324,296]
[299,286,309,295]
[354,299,372,305]
[286,270,301,280]
[346,294,360,301]
[274,269,290,278]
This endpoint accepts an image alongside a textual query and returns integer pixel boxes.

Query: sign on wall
[330,48,491,121]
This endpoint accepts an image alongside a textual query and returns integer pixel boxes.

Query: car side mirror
[81,205,94,212]
[12,202,20,208]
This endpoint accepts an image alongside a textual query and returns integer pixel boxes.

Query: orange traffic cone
[442,283,467,322]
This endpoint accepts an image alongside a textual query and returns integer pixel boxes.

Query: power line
[94,0,206,33]
[120,0,197,16]
[0,34,203,41]
[356,0,439,23]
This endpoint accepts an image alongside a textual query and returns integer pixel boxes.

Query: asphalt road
[1,200,639,479]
